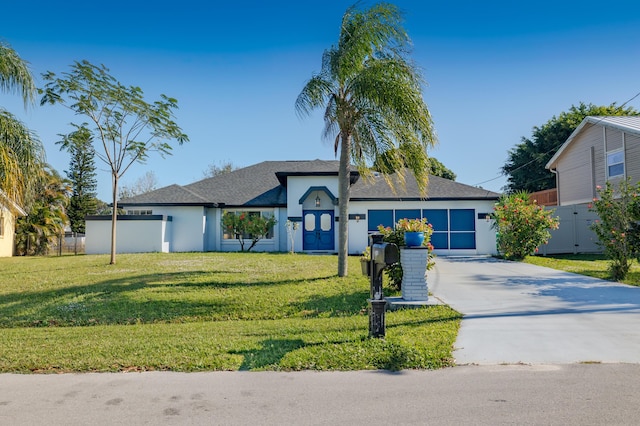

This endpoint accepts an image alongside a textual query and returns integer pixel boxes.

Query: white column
[400,247,429,301]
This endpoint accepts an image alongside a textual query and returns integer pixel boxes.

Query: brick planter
[399,247,429,301]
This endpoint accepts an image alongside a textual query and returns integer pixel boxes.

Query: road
[2,364,640,425]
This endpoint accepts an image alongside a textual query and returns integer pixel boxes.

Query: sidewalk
[430,256,640,364]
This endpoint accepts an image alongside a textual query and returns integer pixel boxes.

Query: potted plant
[396,218,433,247]
[360,246,371,276]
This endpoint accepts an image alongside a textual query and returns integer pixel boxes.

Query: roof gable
[546,116,640,169]
[120,160,500,207]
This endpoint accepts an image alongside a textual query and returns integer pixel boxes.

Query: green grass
[0,252,460,372]
[524,253,640,286]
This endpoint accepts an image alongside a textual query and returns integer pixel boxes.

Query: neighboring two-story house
[546,116,640,206]
[540,116,640,255]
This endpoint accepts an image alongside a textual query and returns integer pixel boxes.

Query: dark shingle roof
[119,184,212,206]
[120,160,499,207]
[350,173,500,200]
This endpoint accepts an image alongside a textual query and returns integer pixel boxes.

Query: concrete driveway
[430,256,640,365]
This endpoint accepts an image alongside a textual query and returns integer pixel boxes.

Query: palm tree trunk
[337,132,351,277]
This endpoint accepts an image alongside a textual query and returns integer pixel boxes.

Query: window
[368,210,394,231]
[127,209,152,215]
[607,150,624,178]
[222,210,275,240]
[0,213,4,238]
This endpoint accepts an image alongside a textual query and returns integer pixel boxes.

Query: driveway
[430,256,640,365]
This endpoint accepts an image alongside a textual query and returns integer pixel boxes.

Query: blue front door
[303,210,334,251]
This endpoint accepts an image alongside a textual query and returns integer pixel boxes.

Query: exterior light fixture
[355,214,361,223]
[315,195,321,207]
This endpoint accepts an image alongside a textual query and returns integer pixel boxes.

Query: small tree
[221,212,277,252]
[118,171,159,200]
[492,191,559,260]
[57,125,98,234]
[41,60,188,264]
[590,180,640,280]
[203,160,236,178]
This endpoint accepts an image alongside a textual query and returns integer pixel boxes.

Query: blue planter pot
[404,232,425,247]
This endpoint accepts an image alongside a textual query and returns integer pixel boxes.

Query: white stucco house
[86,160,500,256]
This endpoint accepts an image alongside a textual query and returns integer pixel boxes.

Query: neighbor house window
[126,209,153,215]
[222,210,275,240]
[607,150,624,178]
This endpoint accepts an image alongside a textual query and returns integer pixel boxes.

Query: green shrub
[492,191,559,260]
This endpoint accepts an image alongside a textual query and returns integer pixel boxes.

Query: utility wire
[472,90,640,188]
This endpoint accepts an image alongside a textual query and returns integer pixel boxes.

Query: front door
[303,210,334,251]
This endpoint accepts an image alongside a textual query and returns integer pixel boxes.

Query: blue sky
[2,0,640,201]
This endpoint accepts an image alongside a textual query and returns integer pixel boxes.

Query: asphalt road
[2,364,640,425]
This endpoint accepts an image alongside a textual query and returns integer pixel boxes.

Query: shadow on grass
[0,271,338,328]
[231,339,306,370]
[295,289,370,317]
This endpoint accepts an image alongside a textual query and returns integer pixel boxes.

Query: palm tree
[0,41,45,208]
[14,166,70,255]
[296,3,436,276]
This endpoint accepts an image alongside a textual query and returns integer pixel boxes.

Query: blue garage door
[368,208,476,250]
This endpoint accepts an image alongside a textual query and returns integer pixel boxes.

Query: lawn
[524,253,640,286]
[0,252,460,373]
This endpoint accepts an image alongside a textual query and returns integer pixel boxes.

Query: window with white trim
[606,150,624,178]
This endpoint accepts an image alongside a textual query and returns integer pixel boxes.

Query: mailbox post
[368,234,399,338]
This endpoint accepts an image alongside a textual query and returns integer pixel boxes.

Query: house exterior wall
[0,206,16,257]
[85,216,172,254]
[555,124,640,206]
[141,206,206,252]
[555,124,601,205]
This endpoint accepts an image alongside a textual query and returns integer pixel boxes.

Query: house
[0,190,26,257]
[86,160,500,256]
[546,116,640,206]
[540,116,640,254]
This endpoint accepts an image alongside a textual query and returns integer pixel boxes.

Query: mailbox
[372,243,399,266]
[367,235,399,338]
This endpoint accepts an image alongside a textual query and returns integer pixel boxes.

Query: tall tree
[296,3,436,276]
[0,41,45,208]
[427,157,456,181]
[41,60,189,264]
[57,124,98,234]
[503,102,640,193]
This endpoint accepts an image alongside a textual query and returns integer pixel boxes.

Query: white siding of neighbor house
[624,133,640,184]
[85,216,171,254]
[556,124,603,206]
[556,124,640,206]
